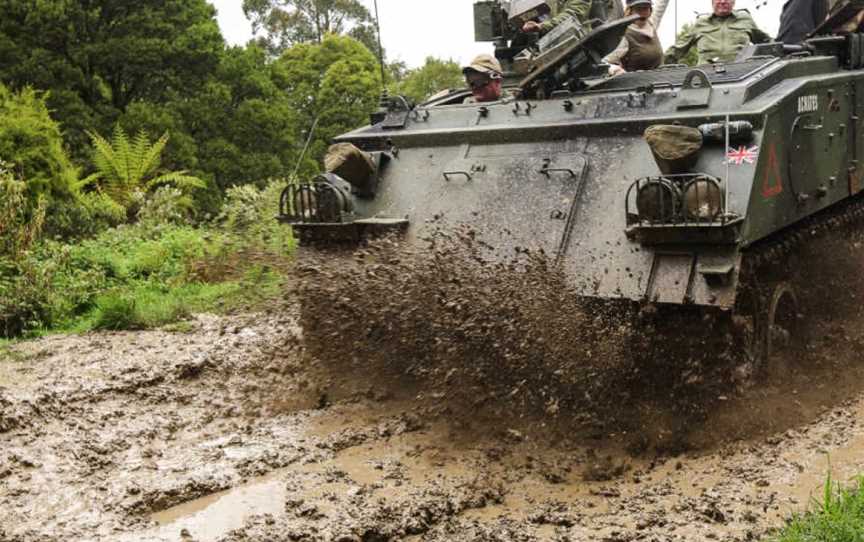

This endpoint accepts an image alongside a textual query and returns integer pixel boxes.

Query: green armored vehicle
[280,1,864,368]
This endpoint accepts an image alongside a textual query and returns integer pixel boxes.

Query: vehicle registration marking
[798,94,819,113]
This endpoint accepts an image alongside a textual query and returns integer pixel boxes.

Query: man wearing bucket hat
[604,0,669,75]
[462,54,505,103]
[664,0,771,65]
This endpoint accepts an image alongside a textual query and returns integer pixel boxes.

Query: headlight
[292,184,319,220]
[286,174,354,224]
[636,179,681,223]
[683,177,723,221]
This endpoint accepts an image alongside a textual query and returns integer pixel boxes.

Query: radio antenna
[674,0,678,43]
[373,0,387,87]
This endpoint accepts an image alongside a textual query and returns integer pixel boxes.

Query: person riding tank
[603,0,669,75]
[461,54,508,103]
[778,0,832,44]
[521,0,593,34]
[520,0,623,34]
[664,0,772,65]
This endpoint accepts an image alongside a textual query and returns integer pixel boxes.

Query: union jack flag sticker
[726,145,760,165]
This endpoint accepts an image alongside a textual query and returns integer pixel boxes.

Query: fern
[84,126,205,218]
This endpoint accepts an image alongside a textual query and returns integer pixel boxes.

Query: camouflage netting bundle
[324,143,376,187]
[643,125,703,174]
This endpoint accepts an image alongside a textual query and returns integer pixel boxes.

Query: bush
[0,163,51,336]
[45,192,127,240]
[92,294,139,331]
[0,161,45,258]
[0,176,296,338]
[218,178,294,253]
[0,85,81,236]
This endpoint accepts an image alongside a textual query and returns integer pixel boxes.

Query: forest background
[0,0,467,339]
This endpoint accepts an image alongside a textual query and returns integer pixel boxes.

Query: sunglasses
[467,73,501,90]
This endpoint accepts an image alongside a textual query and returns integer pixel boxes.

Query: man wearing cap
[604,0,669,75]
[462,54,505,103]
[521,0,593,34]
[664,0,771,65]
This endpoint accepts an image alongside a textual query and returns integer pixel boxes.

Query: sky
[210,0,785,69]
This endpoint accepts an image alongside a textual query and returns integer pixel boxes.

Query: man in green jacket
[664,0,772,65]
[522,0,593,34]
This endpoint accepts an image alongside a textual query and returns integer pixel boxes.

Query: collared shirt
[603,0,670,67]
[664,9,772,65]
[540,0,594,32]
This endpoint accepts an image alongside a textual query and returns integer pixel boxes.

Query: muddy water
[124,473,287,542]
[137,391,864,542]
[3,301,864,541]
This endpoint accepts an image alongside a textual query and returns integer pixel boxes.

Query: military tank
[280,0,864,371]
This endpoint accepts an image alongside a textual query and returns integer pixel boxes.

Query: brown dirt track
[3,233,864,541]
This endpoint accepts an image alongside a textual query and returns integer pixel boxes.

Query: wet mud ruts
[3,228,864,541]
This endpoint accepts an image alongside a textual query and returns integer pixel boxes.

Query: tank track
[741,191,864,276]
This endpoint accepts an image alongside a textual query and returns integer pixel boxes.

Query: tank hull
[285,44,864,310]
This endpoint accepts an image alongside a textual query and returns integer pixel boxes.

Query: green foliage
[0,179,295,339]
[159,45,300,193]
[0,163,50,337]
[0,3,385,211]
[92,294,139,331]
[0,85,78,203]
[770,475,864,541]
[389,57,464,103]
[0,84,125,239]
[274,35,382,176]
[0,0,225,160]
[81,126,206,217]
[0,163,45,260]
[243,0,374,55]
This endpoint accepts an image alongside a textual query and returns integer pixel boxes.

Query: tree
[127,44,302,193]
[81,126,206,217]
[0,0,225,159]
[272,35,382,177]
[243,0,374,55]
[0,85,78,203]
[390,57,464,103]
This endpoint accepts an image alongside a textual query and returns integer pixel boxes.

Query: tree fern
[84,126,205,217]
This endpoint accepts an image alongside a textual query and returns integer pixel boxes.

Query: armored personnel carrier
[280,0,864,370]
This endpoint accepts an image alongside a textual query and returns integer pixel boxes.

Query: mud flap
[645,251,739,307]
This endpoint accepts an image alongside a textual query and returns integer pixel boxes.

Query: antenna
[373,0,387,87]
[673,0,678,44]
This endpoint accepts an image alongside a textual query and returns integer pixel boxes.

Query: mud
[2,232,864,541]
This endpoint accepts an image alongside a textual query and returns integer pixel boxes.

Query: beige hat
[462,54,503,77]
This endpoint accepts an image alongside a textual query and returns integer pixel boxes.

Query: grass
[769,474,864,542]
[0,180,295,340]
[2,220,294,339]
[61,263,288,335]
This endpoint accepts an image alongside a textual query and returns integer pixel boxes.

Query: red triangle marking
[762,143,783,198]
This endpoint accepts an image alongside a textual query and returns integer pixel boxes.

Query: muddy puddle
[123,473,287,542]
[122,388,864,542]
[3,292,864,541]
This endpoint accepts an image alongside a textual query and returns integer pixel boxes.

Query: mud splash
[295,230,750,454]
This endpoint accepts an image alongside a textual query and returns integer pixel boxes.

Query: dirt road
[2,301,864,541]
